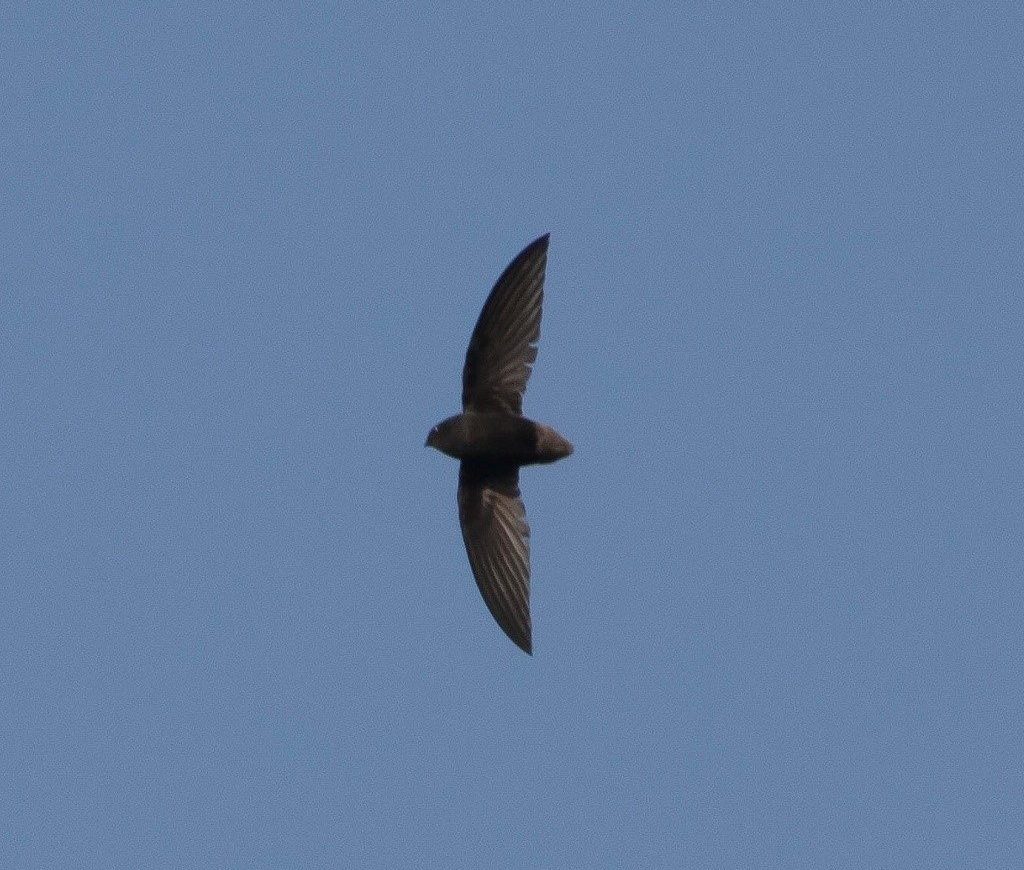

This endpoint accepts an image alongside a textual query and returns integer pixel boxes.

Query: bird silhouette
[426,234,573,654]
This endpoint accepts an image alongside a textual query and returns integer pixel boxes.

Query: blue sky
[2,4,1022,868]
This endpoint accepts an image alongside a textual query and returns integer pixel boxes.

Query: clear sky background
[2,4,1022,868]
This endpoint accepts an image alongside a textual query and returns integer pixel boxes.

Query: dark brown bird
[426,233,573,654]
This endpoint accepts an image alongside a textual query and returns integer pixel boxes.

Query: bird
[426,233,573,654]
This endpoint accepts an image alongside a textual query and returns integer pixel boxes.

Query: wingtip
[505,624,533,655]
[528,232,550,253]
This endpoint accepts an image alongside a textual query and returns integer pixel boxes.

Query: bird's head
[425,415,463,456]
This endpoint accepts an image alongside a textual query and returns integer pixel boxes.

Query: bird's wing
[457,461,532,654]
[461,234,548,415]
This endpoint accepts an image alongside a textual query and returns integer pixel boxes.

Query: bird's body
[426,233,572,654]
[428,411,572,466]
